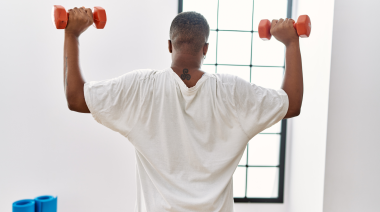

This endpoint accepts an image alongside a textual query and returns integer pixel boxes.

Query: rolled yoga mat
[12,199,35,212]
[34,196,57,212]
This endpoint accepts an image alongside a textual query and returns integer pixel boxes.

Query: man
[64,7,303,212]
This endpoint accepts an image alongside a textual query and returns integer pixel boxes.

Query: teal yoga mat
[12,199,35,212]
[13,196,57,212]
[34,196,57,212]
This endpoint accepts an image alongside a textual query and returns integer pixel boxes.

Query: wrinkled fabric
[84,68,288,212]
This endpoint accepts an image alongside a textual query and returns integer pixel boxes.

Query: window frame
[178,0,291,203]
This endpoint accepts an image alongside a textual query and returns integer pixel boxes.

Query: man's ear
[168,40,173,53]
[203,43,209,56]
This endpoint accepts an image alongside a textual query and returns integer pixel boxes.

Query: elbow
[67,103,76,111]
[293,108,301,117]
[290,108,301,117]
[285,108,301,119]
[66,95,79,112]
[67,101,78,111]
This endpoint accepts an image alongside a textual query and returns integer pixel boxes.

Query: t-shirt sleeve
[84,70,143,137]
[234,76,289,138]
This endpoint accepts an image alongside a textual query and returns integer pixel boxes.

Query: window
[179,0,291,203]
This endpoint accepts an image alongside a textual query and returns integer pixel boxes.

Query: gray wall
[323,0,380,211]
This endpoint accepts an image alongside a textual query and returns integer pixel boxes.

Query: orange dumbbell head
[93,6,107,29]
[52,5,68,29]
[295,15,311,38]
[258,19,272,41]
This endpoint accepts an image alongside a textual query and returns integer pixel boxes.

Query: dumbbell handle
[52,5,107,29]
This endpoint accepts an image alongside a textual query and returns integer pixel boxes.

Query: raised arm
[64,7,93,113]
[271,18,304,118]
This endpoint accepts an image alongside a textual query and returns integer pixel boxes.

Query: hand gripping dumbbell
[258,15,311,41]
[52,5,107,29]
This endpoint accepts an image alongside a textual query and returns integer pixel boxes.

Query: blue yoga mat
[34,196,57,212]
[12,199,35,212]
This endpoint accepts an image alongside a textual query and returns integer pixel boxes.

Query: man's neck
[171,53,205,88]
[171,52,202,71]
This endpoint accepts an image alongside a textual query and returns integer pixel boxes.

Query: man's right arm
[271,18,304,118]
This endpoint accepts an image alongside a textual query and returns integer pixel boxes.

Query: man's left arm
[64,7,94,113]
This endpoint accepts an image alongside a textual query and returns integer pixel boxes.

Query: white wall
[283,0,335,211]
[9,1,380,212]
[0,0,176,211]
[323,0,380,211]
[235,0,336,211]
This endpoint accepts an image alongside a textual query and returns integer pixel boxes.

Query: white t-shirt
[84,68,288,212]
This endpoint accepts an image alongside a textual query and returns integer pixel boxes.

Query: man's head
[169,12,210,56]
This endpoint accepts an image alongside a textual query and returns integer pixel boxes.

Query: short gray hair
[170,11,210,55]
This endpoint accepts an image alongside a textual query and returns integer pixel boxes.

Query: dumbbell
[258,15,311,41]
[52,5,107,29]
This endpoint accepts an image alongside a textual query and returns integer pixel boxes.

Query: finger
[85,8,93,18]
[289,18,295,26]
[278,18,284,25]
[271,19,278,30]
[68,9,74,16]
[72,7,78,14]
[79,7,85,13]
[67,9,74,22]
[285,18,293,28]
[85,8,94,24]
